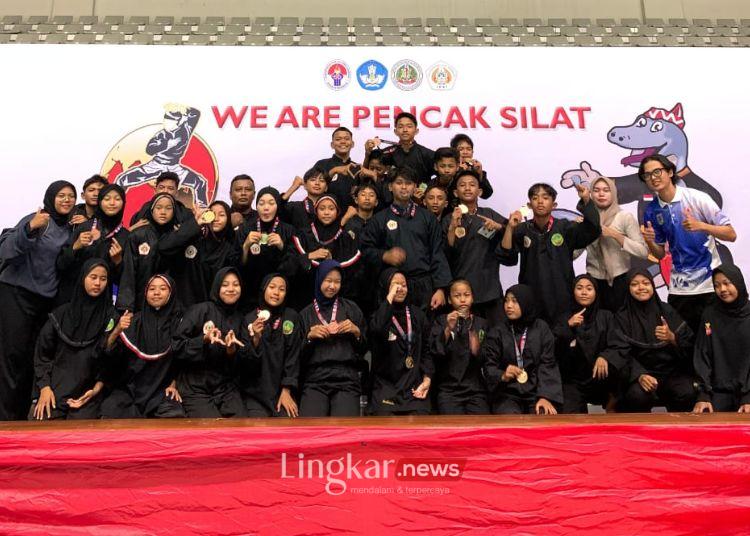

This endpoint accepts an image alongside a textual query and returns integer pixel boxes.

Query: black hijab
[255,187,282,233]
[94,183,126,234]
[573,274,600,323]
[43,180,77,226]
[712,264,750,318]
[616,268,680,347]
[210,266,242,315]
[314,259,341,308]
[313,193,343,243]
[146,193,176,235]
[120,274,180,359]
[258,273,288,322]
[505,284,537,329]
[50,258,113,346]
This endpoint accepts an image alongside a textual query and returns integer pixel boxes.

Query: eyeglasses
[640,167,667,181]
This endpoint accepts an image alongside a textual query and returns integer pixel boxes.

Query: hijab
[120,274,181,359]
[313,193,343,243]
[43,180,77,226]
[255,186,282,233]
[573,273,600,323]
[94,183,126,235]
[712,264,750,318]
[202,201,235,263]
[505,284,537,329]
[258,273,288,324]
[591,177,624,285]
[210,266,242,315]
[50,258,113,346]
[314,259,342,308]
[616,268,679,347]
[146,193,176,235]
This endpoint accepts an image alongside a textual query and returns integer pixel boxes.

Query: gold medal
[200,210,216,224]
[517,370,528,384]
[260,233,269,245]
[405,356,415,369]
[455,226,466,238]
[250,243,261,255]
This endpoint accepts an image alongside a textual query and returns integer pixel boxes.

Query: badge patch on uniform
[348,230,356,240]
[106,318,115,332]
[551,233,564,247]
[388,330,397,341]
[138,242,151,256]
[705,322,712,336]
[656,214,664,225]
[387,220,398,231]
[478,329,485,343]
[523,236,532,248]
[185,245,197,259]
[203,320,216,335]
[283,320,294,335]
[570,339,576,347]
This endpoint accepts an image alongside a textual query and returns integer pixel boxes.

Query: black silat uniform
[443,206,507,324]
[282,197,317,231]
[360,201,452,311]
[380,143,435,183]
[497,200,600,323]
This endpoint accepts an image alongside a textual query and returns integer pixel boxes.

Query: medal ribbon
[310,222,343,245]
[511,326,528,368]
[390,202,416,219]
[391,306,413,356]
[256,216,280,235]
[313,298,339,326]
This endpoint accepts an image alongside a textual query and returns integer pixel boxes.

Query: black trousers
[0,282,52,421]
[244,396,289,418]
[621,372,697,412]
[561,368,621,414]
[437,389,489,415]
[668,292,714,334]
[710,390,747,412]
[180,382,246,418]
[299,381,360,417]
[100,388,186,419]
[371,407,430,416]
[491,393,537,415]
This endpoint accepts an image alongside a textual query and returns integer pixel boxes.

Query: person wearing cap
[360,167,452,314]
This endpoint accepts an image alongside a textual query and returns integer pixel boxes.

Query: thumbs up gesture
[640,220,656,243]
[655,316,676,345]
[681,206,704,232]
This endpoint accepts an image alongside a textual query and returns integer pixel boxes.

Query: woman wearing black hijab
[170,200,239,309]
[693,264,750,413]
[298,260,367,417]
[552,274,629,413]
[172,267,246,417]
[239,273,303,417]
[0,180,77,420]
[369,268,432,415]
[117,193,207,312]
[30,258,117,420]
[235,186,300,309]
[292,193,363,306]
[482,284,562,415]
[100,274,185,418]
[616,269,697,412]
[57,183,129,304]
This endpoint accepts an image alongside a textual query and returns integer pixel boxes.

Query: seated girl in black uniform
[31,259,117,420]
[616,269,697,412]
[298,260,366,417]
[240,274,303,418]
[430,279,490,415]
[483,284,562,415]
[369,268,432,416]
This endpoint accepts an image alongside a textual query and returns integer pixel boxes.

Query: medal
[203,320,216,335]
[458,204,469,214]
[256,217,280,246]
[250,243,261,255]
[327,321,340,335]
[200,210,216,224]
[455,226,466,238]
[260,233,269,245]
[517,370,528,384]
[257,310,271,322]
[405,356,415,369]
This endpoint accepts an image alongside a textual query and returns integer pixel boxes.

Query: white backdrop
[0,45,748,282]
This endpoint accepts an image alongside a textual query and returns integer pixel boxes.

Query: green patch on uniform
[478,329,485,343]
[551,232,564,247]
[106,318,115,332]
[283,320,295,335]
